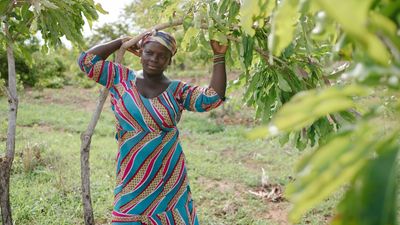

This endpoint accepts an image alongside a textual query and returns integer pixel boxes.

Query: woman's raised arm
[209,40,228,99]
[86,38,124,60]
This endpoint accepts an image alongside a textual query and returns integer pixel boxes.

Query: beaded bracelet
[213,60,225,65]
[213,53,225,66]
[213,54,225,60]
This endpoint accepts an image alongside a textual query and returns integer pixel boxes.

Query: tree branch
[117,18,184,61]
[0,86,12,101]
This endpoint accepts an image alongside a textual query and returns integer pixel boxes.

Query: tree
[114,0,399,224]
[87,22,131,47]
[0,1,102,224]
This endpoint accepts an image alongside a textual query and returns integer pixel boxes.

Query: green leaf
[331,131,399,225]
[270,85,368,132]
[286,124,381,223]
[240,0,275,36]
[241,34,254,69]
[368,11,400,51]
[265,0,276,18]
[239,0,259,36]
[182,16,193,30]
[41,44,48,54]
[209,28,228,45]
[181,27,200,51]
[277,75,292,92]
[193,9,204,29]
[315,0,391,65]
[228,1,240,23]
[95,3,108,14]
[218,0,230,15]
[15,44,33,65]
[269,0,301,56]
[0,1,11,16]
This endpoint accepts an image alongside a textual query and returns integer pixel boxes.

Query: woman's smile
[146,64,159,70]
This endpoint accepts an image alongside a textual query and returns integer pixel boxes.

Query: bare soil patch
[195,176,290,224]
[264,202,290,225]
[24,86,110,111]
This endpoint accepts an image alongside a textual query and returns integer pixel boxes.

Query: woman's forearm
[86,38,123,60]
[209,56,227,99]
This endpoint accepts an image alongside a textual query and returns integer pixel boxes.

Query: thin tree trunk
[80,88,109,225]
[79,19,183,225]
[1,24,18,225]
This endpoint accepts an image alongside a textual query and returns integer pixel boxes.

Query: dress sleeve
[177,82,224,112]
[77,52,135,88]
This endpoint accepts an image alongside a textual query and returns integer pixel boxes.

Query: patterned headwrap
[140,30,177,56]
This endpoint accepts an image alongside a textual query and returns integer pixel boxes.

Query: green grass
[0,86,338,225]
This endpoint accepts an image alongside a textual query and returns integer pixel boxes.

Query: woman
[78,30,227,225]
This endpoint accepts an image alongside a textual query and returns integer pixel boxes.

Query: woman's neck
[141,71,167,83]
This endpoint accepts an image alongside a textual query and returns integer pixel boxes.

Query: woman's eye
[143,50,152,55]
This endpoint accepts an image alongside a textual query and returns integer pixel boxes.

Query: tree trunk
[0,158,13,225]
[80,87,109,225]
[79,19,183,225]
[1,25,18,225]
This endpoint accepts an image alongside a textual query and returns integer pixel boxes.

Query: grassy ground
[0,85,338,225]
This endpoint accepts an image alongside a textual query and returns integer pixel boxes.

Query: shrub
[30,52,67,89]
[0,49,67,89]
[0,49,30,87]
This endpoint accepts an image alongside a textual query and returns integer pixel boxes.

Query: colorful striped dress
[78,52,223,225]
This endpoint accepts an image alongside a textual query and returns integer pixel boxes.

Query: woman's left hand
[122,36,141,57]
[210,40,228,55]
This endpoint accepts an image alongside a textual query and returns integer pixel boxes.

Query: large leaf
[181,27,200,51]
[277,75,292,92]
[315,0,391,65]
[269,0,301,56]
[368,11,400,51]
[331,131,399,225]
[286,124,386,222]
[241,34,254,69]
[239,0,260,36]
[248,85,368,139]
[240,0,275,36]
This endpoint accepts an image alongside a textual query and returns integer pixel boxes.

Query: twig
[0,86,12,101]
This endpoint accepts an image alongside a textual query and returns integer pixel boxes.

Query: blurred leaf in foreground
[331,131,399,225]
[286,124,399,223]
[247,85,368,139]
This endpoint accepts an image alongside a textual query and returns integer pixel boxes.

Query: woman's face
[140,42,172,76]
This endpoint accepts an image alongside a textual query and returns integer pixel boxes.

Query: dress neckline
[134,78,174,100]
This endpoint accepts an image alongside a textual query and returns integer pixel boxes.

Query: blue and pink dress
[78,52,223,225]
